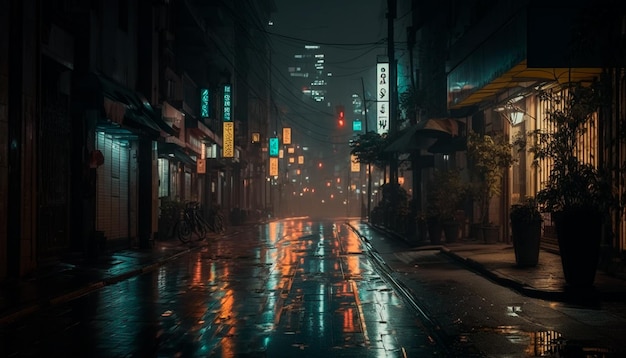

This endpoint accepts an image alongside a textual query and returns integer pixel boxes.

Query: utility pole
[361,77,372,219]
[387,0,399,203]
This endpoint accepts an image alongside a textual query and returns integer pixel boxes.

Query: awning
[157,142,196,166]
[449,60,602,109]
[385,118,462,153]
[75,72,176,137]
[427,136,467,154]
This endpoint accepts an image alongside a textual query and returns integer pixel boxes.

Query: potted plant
[415,210,428,243]
[467,131,516,243]
[427,168,467,243]
[510,197,543,267]
[528,81,615,288]
[372,182,410,233]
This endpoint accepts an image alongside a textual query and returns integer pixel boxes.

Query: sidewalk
[0,237,209,325]
[440,241,626,303]
[361,222,626,305]
[2,221,626,326]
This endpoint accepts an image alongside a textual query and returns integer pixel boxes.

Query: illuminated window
[535,87,598,225]
[157,158,169,198]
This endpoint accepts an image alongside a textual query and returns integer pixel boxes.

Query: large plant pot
[553,209,602,288]
[417,221,428,243]
[470,223,483,241]
[427,218,442,244]
[443,221,460,243]
[511,219,541,267]
[482,225,499,244]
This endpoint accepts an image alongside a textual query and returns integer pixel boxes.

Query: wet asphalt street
[0,219,444,357]
[3,218,626,357]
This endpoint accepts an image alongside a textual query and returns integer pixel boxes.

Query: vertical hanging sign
[269,157,279,176]
[269,137,279,157]
[200,88,209,118]
[376,62,389,134]
[222,85,234,158]
[351,155,360,172]
[282,127,292,145]
[197,142,206,173]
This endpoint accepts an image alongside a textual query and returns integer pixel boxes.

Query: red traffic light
[336,105,345,127]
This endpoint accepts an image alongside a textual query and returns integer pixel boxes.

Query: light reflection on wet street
[348,222,626,357]
[0,219,442,357]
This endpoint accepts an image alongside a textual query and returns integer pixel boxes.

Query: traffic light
[336,105,345,127]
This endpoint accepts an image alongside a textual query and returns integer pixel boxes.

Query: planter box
[512,220,541,267]
[553,209,602,288]
[427,219,442,244]
[482,226,499,244]
[443,221,460,243]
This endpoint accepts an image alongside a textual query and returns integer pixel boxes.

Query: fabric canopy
[385,118,462,153]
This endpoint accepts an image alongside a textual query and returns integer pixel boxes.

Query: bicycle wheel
[177,220,192,243]
[195,220,207,240]
[196,214,211,232]
[215,215,225,233]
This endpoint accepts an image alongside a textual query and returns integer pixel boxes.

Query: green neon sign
[223,85,231,122]
[200,88,209,118]
[269,137,279,157]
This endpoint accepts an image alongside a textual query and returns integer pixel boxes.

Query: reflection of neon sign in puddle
[471,326,563,356]
[472,326,619,356]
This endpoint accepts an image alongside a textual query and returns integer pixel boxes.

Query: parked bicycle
[207,205,226,234]
[175,201,209,243]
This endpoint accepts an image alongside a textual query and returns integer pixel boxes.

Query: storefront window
[157,158,170,198]
[184,171,191,201]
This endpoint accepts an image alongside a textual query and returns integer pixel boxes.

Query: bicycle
[207,206,226,234]
[176,202,209,243]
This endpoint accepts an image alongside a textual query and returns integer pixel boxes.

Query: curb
[345,222,455,355]
[439,247,567,302]
[364,221,573,302]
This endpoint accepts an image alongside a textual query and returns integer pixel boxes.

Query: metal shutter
[96,132,131,243]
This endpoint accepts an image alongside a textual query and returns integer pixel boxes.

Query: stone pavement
[2,220,626,326]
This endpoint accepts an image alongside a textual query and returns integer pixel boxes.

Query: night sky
[272,0,386,45]
[269,0,389,156]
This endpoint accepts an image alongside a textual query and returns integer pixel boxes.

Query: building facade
[0,0,275,281]
[409,0,626,254]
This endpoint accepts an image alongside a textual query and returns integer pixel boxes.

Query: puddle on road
[470,326,619,357]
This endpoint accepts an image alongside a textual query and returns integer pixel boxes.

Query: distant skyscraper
[288,45,328,102]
